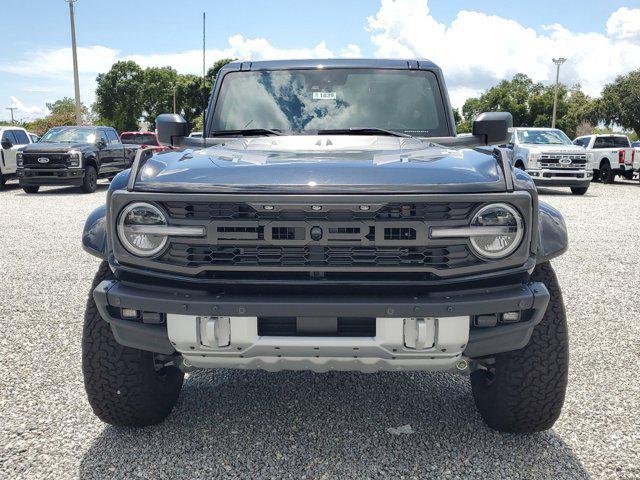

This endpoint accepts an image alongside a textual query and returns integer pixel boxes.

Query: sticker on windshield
[312,92,337,100]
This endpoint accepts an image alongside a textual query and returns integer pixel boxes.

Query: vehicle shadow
[14,183,109,196]
[79,370,589,479]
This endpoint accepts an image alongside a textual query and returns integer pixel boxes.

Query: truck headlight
[469,204,523,259]
[117,202,168,257]
[527,152,540,169]
[16,152,23,167]
[68,150,81,168]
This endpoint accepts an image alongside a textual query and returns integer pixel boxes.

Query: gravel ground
[1,180,639,479]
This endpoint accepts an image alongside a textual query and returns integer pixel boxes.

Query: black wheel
[22,186,40,194]
[623,171,634,181]
[570,186,589,195]
[81,165,98,193]
[470,262,568,433]
[600,162,615,184]
[0,172,5,188]
[592,169,600,182]
[82,261,184,427]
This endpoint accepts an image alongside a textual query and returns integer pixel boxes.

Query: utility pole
[551,57,566,129]
[6,107,16,123]
[66,0,82,125]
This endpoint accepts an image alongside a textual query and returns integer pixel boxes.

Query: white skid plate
[167,315,469,373]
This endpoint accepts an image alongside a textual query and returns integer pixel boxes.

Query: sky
[1,0,640,122]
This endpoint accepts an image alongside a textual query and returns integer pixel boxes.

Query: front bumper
[17,168,85,186]
[527,168,592,187]
[93,278,550,372]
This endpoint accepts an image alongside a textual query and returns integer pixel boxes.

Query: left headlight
[468,203,524,259]
[117,202,169,257]
[16,152,23,167]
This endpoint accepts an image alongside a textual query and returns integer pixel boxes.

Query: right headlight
[117,202,169,257]
[468,203,524,259]
[16,152,23,167]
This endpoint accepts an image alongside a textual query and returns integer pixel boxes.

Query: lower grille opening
[258,316,376,337]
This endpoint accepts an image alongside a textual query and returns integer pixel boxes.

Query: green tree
[140,66,180,129]
[460,74,595,138]
[95,61,144,132]
[597,69,640,138]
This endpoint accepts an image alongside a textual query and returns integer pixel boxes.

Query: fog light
[121,308,139,319]
[501,311,520,323]
[199,316,231,348]
[474,314,498,328]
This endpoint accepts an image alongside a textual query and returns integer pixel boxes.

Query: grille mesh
[163,244,476,269]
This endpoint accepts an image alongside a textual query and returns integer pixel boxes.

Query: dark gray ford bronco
[82,59,569,432]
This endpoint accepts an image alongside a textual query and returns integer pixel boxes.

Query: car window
[611,136,630,148]
[2,130,17,145]
[11,130,30,144]
[99,129,109,144]
[593,137,611,149]
[106,129,120,145]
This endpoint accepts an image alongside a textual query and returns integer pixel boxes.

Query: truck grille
[22,153,70,169]
[163,244,475,270]
[154,201,484,271]
[539,153,587,169]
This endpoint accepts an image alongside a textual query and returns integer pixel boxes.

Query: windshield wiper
[316,127,413,138]
[209,129,283,137]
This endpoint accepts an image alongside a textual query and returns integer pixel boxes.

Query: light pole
[6,107,16,123]
[551,57,566,129]
[66,0,82,125]
[173,84,177,114]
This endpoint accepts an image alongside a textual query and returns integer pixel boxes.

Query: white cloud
[606,7,640,42]
[367,0,640,106]
[8,96,45,116]
[3,1,640,119]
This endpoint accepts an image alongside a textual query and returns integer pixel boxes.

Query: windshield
[517,129,572,145]
[41,127,96,144]
[120,133,158,146]
[212,69,449,136]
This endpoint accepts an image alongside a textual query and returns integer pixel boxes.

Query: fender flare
[535,201,568,263]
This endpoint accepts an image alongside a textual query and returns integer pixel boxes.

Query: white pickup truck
[573,134,636,183]
[1,126,32,189]
[502,127,592,195]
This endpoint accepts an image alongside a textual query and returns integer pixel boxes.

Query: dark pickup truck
[17,125,138,193]
[81,59,569,433]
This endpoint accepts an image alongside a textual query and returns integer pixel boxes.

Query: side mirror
[472,112,513,146]
[96,138,107,148]
[1,139,13,150]
[157,113,188,146]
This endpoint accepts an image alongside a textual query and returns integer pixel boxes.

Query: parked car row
[499,128,639,195]
[0,126,170,194]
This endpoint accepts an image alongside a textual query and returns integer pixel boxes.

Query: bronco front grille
[162,244,476,270]
[162,201,477,222]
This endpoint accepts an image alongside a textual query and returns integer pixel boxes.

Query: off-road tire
[82,261,184,427]
[623,170,634,181]
[570,186,589,195]
[0,172,5,188]
[22,186,39,194]
[470,262,568,433]
[81,165,98,193]
[600,162,615,184]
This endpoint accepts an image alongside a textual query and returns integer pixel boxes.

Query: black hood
[133,136,506,194]
[21,142,92,152]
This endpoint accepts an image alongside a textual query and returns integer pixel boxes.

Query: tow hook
[177,356,197,373]
[456,358,469,373]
